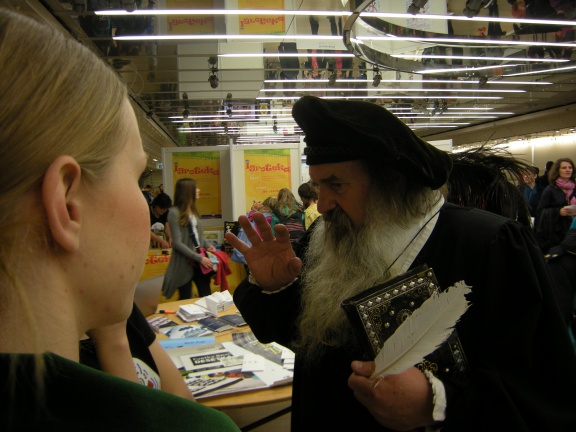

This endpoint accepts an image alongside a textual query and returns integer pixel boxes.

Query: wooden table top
[149,298,292,409]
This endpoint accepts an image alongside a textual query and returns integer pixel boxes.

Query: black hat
[292,96,452,189]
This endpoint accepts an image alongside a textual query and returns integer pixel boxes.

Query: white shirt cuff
[424,370,447,422]
[248,274,297,294]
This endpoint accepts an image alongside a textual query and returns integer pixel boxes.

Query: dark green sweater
[1,352,240,432]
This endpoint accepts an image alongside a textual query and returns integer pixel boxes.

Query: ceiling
[7,0,576,167]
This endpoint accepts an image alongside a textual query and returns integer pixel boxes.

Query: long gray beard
[295,196,420,364]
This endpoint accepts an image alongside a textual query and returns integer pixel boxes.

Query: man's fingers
[252,212,275,242]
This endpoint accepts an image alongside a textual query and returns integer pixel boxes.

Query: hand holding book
[341,265,470,380]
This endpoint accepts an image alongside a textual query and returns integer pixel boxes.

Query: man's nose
[316,191,336,215]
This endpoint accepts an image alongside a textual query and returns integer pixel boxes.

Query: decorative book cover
[341,264,468,379]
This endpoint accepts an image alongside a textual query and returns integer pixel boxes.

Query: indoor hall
[3,1,576,431]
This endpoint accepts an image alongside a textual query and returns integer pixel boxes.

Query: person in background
[151,186,162,199]
[150,192,172,248]
[545,217,576,352]
[142,184,153,204]
[445,146,534,229]
[161,178,217,299]
[517,166,539,218]
[226,96,576,431]
[298,181,321,230]
[0,8,239,431]
[536,157,576,252]
[538,160,555,189]
[274,187,306,246]
[247,198,276,236]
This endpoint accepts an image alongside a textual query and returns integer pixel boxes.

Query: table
[148,299,292,414]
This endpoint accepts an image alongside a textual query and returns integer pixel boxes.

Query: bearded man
[227,96,576,432]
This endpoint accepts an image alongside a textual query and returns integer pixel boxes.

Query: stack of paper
[194,291,234,315]
[177,303,213,322]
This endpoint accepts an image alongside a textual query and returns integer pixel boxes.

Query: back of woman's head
[0,7,128,391]
[173,178,199,223]
[262,196,278,211]
[0,9,127,254]
[277,188,301,213]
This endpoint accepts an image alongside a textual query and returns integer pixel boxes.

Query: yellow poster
[172,151,222,218]
[238,0,285,35]
[166,0,215,34]
[244,149,291,212]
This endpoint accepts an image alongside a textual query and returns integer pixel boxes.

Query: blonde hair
[0,7,128,386]
[173,178,200,225]
[276,188,302,215]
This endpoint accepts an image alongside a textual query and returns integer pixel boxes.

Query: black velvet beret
[292,95,453,190]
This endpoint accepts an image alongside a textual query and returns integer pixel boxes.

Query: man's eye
[330,183,343,191]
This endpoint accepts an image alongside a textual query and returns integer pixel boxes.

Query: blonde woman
[161,178,217,299]
[0,8,238,431]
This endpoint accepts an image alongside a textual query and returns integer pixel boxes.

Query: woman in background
[536,158,576,252]
[274,187,306,246]
[0,8,238,431]
[162,178,217,299]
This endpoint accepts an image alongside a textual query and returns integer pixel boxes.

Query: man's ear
[42,156,83,253]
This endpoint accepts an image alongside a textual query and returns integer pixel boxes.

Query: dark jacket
[234,203,576,432]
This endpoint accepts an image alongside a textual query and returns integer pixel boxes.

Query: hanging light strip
[353,36,576,49]
[391,54,568,63]
[95,9,576,28]
[503,64,576,76]
[257,95,503,100]
[218,53,354,58]
[263,79,552,85]
[396,115,499,119]
[258,87,525,93]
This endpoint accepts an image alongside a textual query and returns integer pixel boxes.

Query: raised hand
[225,212,302,291]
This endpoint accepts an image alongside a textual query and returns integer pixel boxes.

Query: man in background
[150,193,172,248]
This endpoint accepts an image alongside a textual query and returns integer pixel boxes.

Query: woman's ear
[42,156,83,253]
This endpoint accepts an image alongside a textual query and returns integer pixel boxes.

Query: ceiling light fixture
[208,56,219,89]
[407,0,429,15]
[463,0,492,18]
[182,92,190,119]
[372,67,382,87]
[327,73,337,88]
[97,9,576,29]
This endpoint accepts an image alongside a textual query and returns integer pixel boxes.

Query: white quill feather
[371,281,471,379]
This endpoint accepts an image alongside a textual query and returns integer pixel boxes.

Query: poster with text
[238,0,285,35]
[172,151,222,219]
[166,0,215,34]
[244,149,291,212]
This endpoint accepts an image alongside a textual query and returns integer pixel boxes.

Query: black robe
[234,203,576,431]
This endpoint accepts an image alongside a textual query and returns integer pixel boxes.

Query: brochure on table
[163,334,294,399]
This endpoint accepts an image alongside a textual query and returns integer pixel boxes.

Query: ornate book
[341,265,468,380]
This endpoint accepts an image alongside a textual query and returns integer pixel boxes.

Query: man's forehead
[309,160,364,181]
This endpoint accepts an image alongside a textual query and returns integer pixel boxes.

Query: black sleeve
[126,303,158,374]
[233,278,302,349]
